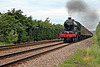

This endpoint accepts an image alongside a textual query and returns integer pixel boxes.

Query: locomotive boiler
[60,17,93,42]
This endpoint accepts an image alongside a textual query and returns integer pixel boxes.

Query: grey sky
[0,0,100,31]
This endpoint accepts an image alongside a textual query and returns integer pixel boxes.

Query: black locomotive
[60,17,93,42]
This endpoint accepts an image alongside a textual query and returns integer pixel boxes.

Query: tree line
[0,8,64,44]
[96,22,100,43]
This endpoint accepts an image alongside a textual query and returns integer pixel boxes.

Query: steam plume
[66,0,99,31]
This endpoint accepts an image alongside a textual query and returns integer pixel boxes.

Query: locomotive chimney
[68,17,71,20]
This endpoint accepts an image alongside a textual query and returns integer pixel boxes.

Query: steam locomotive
[60,17,93,42]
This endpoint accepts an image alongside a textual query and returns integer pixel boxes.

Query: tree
[7,30,18,44]
[0,8,64,44]
[96,22,100,43]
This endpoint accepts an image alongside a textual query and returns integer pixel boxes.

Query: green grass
[88,44,100,67]
[0,42,11,46]
[59,49,90,67]
[88,36,100,67]
[59,36,100,67]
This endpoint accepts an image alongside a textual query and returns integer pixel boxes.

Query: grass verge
[59,36,100,67]
[0,42,11,46]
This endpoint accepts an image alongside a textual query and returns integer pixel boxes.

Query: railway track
[0,38,89,67]
[0,40,72,67]
[0,39,62,50]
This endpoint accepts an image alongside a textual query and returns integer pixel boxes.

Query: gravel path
[5,38,92,67]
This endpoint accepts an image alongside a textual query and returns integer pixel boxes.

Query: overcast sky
[0,0,100,31]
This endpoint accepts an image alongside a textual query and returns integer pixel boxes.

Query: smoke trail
[67,0,88,14]
[66,0,99,31]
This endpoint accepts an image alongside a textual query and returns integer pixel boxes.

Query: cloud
[26,8,68,16]
[24,8,68,24]
[0,0,68,25]
[10,0,28,4]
